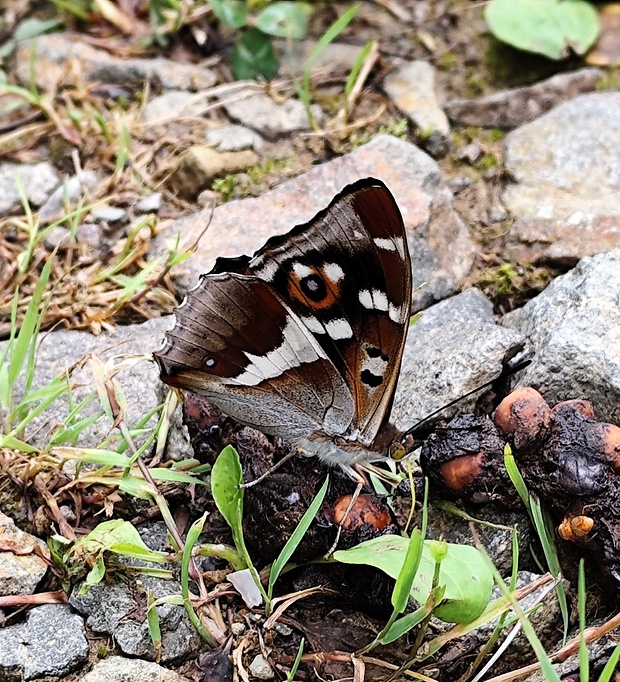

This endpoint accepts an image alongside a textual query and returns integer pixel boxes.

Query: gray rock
[43,225,72,250]
[70,522,200,663]
[38,170,99,223]
[391,288,525,429]
[248,653,275,679]
[502,92,620,264]
[79,656,190,682]
[0,513,48,596]
[503,250,620,424]
[0,161,59,216]
[0,604,88,680]
[383,60,450,156]
[276,39,365,77]
[521,617,620,681]
[445,67,602,129]
[142,91,207,124]
[1,316,172,450]
[16,34,216,92]
[90,204,128,224]
[70,574,201,662]
[205,124,264,152]
[135,192,163,214]
[158,135,476,312]
[168,146,259,199]
[223,92,323,140]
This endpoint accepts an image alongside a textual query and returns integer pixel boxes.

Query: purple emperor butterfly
[154,178,412,477]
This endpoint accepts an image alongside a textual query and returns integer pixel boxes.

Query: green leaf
[231,28,279,81]
[334,535,493,623]
[598,641,620,682]
[85,553,106,586]
[211,444,244,540]
[380,603,432,644]
[255,2,311,39]
[210,0,248,28]
[485,0,600,60]
[268,476,329,599]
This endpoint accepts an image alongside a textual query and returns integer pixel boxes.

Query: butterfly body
[155,178,412,471]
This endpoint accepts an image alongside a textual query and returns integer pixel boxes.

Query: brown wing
[210,178,412,446]
[155,274,354,440]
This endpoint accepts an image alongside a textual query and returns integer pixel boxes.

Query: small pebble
[489,204,508,223]
[448,177,471,193]
[230,622,245,636]
[248,654,275,680]
[43,226,71,250]
[90,205,128,224]
[273,622,293,636]
[135,193,163,214]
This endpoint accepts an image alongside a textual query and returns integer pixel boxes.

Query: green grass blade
[180,513,214,644]
[578,559,589,682]
[597,642,620,682]
[146,588,162,662]
[268,475,329,600]
[7,257,52,387]
[286,637,305,681]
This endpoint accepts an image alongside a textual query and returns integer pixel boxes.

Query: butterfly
[154,178,412,479]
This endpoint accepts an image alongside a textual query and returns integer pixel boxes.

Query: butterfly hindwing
[156,273,354,439]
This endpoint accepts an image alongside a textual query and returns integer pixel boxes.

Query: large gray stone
[79,657,190,682]
[158,135,476,312]
[503,250,620,424]
[0,513,48,596]
[16,34,216,92]
[222,91,323,139]
[446,67,602,129]
[0,604,88,680]
[2,316,177,451]
[391,288,525,430]
[502,92,620,264]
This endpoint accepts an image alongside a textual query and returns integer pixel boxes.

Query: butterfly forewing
[211,179,412,447]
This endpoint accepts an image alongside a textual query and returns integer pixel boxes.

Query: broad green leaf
[231,29,279,81]
[256,2,311,39]
[485,0,599,60]
[210,0,248,28]
[268,476,329,599]
[72,519,169,563]
[334,535,493,623]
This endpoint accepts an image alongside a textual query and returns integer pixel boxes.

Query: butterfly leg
[323,465,368,558]
[239,447,302,489]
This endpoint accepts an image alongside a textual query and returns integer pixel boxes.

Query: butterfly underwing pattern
[154,178,412,475]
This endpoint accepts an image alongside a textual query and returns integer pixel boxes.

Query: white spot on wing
[389,302,402,322]
[323,262,344,283]
[325,318,353,340]
[300,315,325,334]
[359,290,373,309]
[292,262,314,278]
[373,237,396,251]
[372,290,389,311]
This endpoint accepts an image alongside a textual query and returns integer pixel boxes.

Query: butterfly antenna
[400,358,531,440]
